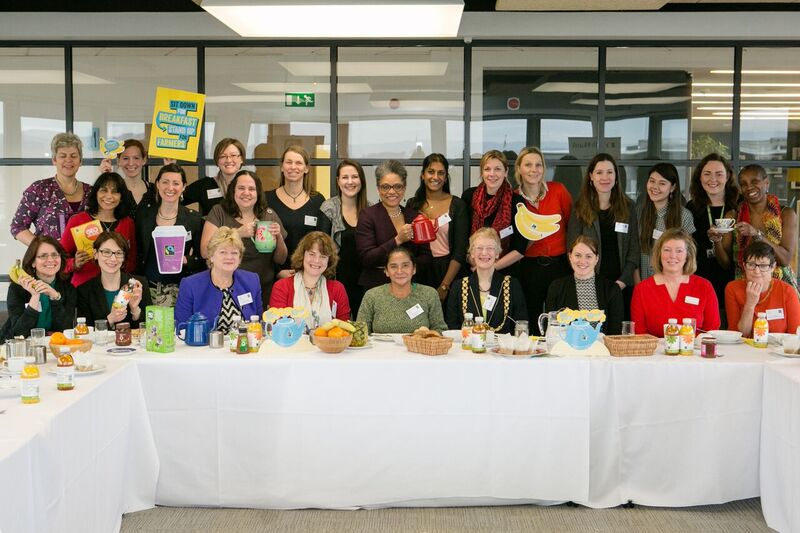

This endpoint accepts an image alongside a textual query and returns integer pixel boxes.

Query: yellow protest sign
[148,87,205,161]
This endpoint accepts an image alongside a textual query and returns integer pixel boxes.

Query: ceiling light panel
[279,61,449,77]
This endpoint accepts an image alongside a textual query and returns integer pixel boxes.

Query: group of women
[3,131,799,342]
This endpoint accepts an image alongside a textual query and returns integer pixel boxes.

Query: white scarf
[292,272,333,327]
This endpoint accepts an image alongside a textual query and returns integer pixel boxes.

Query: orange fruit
[328,327,347,338]
[314,328,329,337]
[51,332,67,344]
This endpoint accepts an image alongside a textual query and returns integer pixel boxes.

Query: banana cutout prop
[100,137,125,159]
[514,202,562,241]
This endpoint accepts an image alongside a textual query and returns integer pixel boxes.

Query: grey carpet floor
[121,498,775,533]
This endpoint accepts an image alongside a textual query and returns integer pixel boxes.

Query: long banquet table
[1,337,798,533]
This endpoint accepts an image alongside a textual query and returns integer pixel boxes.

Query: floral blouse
[10,177,91,240]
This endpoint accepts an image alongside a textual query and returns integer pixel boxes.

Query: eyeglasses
[379,184,406,193]
[97,249,125,259]
[36,253,60,260]
[744,261,774,272]
[218,154,241,162]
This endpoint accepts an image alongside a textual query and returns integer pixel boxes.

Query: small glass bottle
[74,317,89,338]
[461,313,474,351]
[472,317,487,354]
[56,346,75,391]
[664,318,680,356]
[228,315,242,352]
[115,322,132,346]
[679,318,695,356]
[753,312,769,348]
[236,324,250,354]
[20,356,40,404]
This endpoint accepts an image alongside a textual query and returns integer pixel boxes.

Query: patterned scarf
[470,181,513,237]
[735,194,797,290]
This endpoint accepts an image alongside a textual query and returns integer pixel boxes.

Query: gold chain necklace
[57,177,79,196]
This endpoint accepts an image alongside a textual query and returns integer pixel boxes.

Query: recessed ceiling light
[0,70,112,85]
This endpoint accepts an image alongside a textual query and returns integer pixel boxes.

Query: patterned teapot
[270,316,305,347]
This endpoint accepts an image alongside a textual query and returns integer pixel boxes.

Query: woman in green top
[358,247,447,334]
[1,235,76,340]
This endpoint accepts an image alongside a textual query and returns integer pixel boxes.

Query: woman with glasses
[99,139,155,210]
[734,164,797,290]
[264,145,326,279]
[60,172,136,287]
[11,132,91,245]
[182,138,246,216]
[355,160,433,292]
[725,241,800,336]
[406,153,469,302]
[1,236,76,340]
[76,232,151,328]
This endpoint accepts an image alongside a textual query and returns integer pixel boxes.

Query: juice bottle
[753,312,769,348]
[236,324,250,354]
[20,356,40,404]
[461,313,474,351]
[472,317,487,354]
[56,346,75,391]
[247,315,263,353]
[228,315,242,352]
[679,318,695,356]
[664,318,680,355]
[74,317,89,338]
[112,279,136,310]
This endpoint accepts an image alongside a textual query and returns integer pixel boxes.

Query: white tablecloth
[761,361,800,533]
[0,360,158,533]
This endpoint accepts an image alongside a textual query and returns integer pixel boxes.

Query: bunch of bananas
[8,260,32,285]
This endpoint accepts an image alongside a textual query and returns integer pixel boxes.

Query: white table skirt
[761,362,800,533]
[0,361,158,533]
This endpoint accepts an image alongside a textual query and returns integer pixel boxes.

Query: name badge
[652,229,663,240]
[304,215,318,227]
[483,294,497,311]
[185,231,192,242]
[406,303,424,319]
[706,248,715,258]
[437,213,452,226]
[331,301,338,318]
[766,308,785,321]
[615,222,629,234]
[207,188,223,199]
[684,295,700,305]
[237,292,254,307]
[499,225,514,239]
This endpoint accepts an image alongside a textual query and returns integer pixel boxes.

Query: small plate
[347,343,373,350]
[106,347,137,355]
[770,349,800,358]
[491,347,548,358]
[47,364,107,376]
[370,334,394,342]
[712,227,735,234]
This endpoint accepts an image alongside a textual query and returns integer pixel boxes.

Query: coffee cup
[252,221,277,253]
[715,218,735,229]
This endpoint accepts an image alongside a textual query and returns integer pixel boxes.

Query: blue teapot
[270,317,304,347]
[559,319,601,350]
[176,312,210,346]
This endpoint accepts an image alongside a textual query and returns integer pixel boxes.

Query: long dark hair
[411,153,451,209]
[220,170,268,219]
[21,235,69,280]
[87,172,132,219]
[689,153,740,210]
[335,159,368,211]
[639,163,683,254]
[574,153,629,226]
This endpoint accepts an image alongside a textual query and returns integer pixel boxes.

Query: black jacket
[445,271,528,334]
[135,203,205,280]
[1,278,76,341]
[76,273,152,328]
[544,274,624,335]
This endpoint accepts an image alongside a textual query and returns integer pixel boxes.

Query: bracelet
[440,285,449,292]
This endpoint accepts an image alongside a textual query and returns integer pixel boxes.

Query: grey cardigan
[318,196,372,248]
[566,196,640,287]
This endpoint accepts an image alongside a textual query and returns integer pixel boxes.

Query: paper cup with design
[152,225,187,274]
[714,218,735,229]
[252,220,276,253]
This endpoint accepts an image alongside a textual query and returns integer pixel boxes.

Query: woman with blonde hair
[269,231,350,328]
[175,226,262,332]
[445,228,527,334]
[183,138,246,216]
[265,145,326,278]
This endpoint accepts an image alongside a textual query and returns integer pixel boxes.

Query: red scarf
[470,181,513,237]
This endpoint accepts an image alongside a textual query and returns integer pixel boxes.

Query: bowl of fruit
[49,331,93,357]
[313,319,354,353]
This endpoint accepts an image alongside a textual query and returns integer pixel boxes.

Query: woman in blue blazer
[175,226,262,332]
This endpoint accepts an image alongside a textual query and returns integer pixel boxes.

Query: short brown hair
[21,235,69,280]
[569,234,599,256]
[122,138,147,158]
[93,231,130,262]
[651,228,697,276]
[213,138,246,164]
[290,231,338,278]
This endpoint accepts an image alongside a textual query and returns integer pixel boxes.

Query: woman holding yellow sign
[60,172,136,287]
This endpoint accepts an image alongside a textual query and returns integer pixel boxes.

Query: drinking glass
[95,319,109,345]
[30,328,46,345]
[514,320,529,338]
[621,321,635,336]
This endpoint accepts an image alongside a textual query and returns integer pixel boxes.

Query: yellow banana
[514,203,561,241]
[9,260,32,285]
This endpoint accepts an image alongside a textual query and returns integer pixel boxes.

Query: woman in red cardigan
[631,228,720,336]
[60,172,136,287]
[269,231,350,327]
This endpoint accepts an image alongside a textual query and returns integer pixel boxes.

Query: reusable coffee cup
[152,225,188,274]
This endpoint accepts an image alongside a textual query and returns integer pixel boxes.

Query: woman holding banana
[1,236,76,340]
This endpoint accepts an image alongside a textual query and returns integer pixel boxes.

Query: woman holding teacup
[725,241,800,336]
[201,170,287,307]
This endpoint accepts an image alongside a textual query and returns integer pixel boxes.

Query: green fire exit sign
[285,93,315,107]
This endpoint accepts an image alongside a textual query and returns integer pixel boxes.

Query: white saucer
[347,343,373,350]
[712,227,735,234]
[769,349,800,358]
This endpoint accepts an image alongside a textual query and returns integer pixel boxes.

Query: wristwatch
[755,230,763,240]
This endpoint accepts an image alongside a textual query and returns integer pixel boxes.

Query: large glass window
[73,47,197,160]
[0,48,65,159]
[471,47,599,161]
[337,47,464,160]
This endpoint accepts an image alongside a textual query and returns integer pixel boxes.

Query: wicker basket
[603,334,658,357]
[402,335,454,356]
[313,334,352,354]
